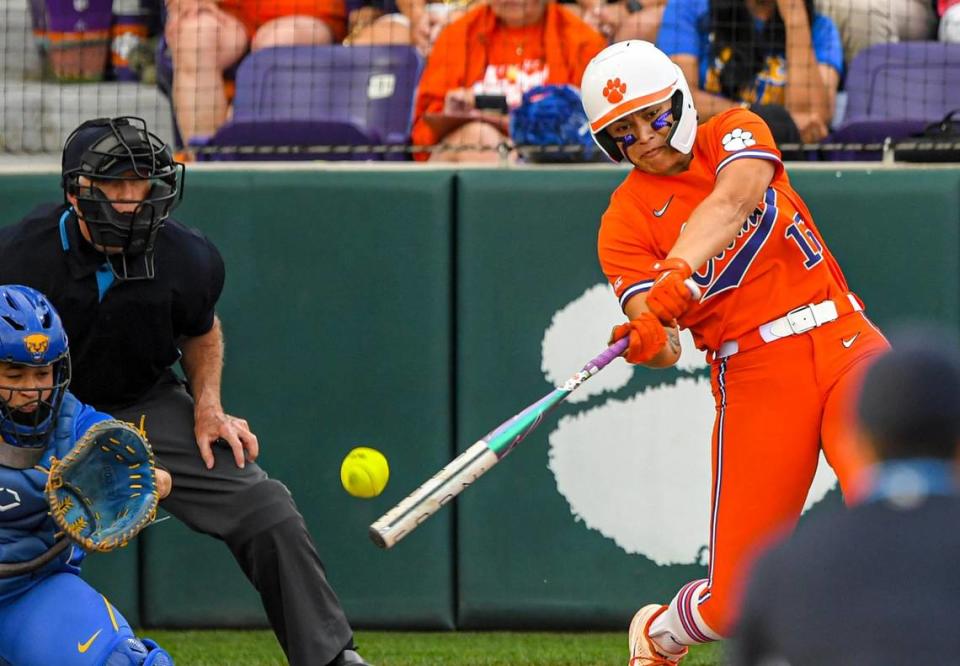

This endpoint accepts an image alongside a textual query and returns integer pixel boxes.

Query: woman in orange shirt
[411,0,606,162]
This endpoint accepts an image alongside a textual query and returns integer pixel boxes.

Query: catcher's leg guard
[101,635,173,666]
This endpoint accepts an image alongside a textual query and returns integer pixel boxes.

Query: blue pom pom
[510,85,599,163]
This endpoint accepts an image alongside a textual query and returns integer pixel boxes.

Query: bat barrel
[369,441,497,549]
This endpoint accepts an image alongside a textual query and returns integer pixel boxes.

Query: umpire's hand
[194,404,260,469]
[157,469,173,499]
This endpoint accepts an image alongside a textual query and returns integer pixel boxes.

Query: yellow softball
[340,447,390,498]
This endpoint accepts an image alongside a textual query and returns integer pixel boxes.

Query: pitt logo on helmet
[23,333,50,360]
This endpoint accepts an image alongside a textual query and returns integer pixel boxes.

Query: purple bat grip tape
[586,337,629,372]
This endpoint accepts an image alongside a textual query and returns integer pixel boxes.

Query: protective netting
[0,0,957,162]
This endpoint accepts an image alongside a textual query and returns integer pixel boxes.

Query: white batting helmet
[581,40,698,162]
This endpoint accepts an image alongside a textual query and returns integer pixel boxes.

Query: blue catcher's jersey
[0,392,111,602]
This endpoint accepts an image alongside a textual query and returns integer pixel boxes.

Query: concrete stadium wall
[0,165,957,630]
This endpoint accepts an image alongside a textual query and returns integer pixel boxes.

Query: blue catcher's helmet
[0,285,71,447]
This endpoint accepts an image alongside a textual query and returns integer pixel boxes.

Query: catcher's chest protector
[0,395,83,586]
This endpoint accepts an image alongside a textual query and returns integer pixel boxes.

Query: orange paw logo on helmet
[602,78,627,103]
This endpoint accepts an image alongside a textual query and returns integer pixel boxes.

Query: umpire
[0,117,369,666]
[729,326,960,665]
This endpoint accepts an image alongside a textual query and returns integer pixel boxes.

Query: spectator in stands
[574,0,668,43]
[815,0,937,61]
[165,0,347,155]
[411,0,606,162]
[345,0,659,55]
[941,0,960,41]
[658,0,843,147]
[345,0,473,56]
[729,328,960,666]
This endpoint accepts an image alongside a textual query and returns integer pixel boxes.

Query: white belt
[716,294,863,359]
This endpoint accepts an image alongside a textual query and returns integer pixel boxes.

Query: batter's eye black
[651,109,673,131]
[611,107,673,150]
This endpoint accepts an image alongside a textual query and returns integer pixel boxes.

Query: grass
[148,630,725,665]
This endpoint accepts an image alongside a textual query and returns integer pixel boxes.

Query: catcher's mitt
[46,419,159,553]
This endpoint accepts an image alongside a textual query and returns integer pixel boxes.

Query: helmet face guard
[0,285,72,448]
[0,357,71,449]
[62,117,184,280]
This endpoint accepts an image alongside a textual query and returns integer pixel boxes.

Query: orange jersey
[598,108,853,353]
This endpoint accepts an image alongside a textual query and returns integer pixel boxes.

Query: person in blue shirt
[657,0,843,146]
[730,327,960,665]
[0,284,173,666]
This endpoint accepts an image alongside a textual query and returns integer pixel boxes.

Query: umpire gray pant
[105,371,353,666]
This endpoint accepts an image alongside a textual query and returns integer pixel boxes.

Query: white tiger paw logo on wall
[722,128,756,152]
[541,284,837,565]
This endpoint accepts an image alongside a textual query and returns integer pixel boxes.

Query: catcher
[0,284,173,666]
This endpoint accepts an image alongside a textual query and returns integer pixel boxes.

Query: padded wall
[0,166,957,630]
[0,169,457,630]
[453,167,960,628]
[144,170,456,628]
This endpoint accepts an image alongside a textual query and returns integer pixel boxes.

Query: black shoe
[330,648,371,665]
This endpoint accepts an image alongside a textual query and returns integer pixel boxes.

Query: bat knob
[369,525,389,549]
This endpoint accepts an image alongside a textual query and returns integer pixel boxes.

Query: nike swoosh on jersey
[78,629,102,653]
[842,332,861,348]
[653,195,674,217]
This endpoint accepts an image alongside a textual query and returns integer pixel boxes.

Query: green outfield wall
[0,165,957,631]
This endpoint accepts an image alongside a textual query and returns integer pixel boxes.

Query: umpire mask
[61,117,184,280]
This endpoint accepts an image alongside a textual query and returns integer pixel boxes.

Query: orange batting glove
[609,312,668,364]
[646,257,697,324]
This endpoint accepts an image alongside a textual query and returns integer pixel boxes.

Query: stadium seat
[196,45,424,161]
[826,42,960,160]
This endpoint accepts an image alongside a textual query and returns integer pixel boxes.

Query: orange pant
[219,0,347,42]
[690,311,889,637]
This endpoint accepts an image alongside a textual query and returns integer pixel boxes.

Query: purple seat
[198,45,424,161]
[826,42,960,160]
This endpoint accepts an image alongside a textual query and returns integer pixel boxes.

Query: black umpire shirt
[0,203,224,408]
[729,491,960,665]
